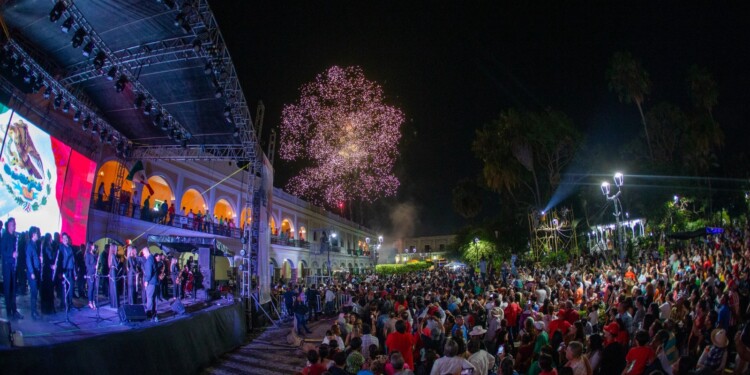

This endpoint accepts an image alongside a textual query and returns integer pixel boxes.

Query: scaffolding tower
[528,208,578,261]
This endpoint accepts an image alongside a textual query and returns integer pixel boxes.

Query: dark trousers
[127,273,137,305]
[172,280,181,299]
[87,276,96,302]
[145,283,156,316]
[3,262,18,316]
[28,273,38,313]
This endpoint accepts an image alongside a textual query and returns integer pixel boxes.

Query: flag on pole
[126,161,154,195]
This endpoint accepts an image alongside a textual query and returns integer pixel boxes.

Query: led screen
[0,103,96,244]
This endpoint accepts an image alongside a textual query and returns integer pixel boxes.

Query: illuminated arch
[298,226,307,241]
[140,175,173,211]
[93,237,124,257]
[213,198,235,224]
[269,216,277,236]
[94,160,133,198]
[281,218,294,238]
[180,188,207,216]
[240,207,252,229]
[281,259,294,280]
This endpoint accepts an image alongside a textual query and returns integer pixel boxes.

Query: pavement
[203,314,335,375]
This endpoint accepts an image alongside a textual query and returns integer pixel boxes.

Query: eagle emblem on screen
[0,118,51,212]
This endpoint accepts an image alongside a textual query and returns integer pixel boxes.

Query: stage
[0,292,246,374]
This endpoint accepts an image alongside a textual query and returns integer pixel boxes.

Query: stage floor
[1,290,222,347]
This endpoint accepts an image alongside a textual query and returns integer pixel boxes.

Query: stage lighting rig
[43,87,52,100]
[115,75,128,92]
[161,118,170,131]
[223,106,232,118]
[215,87,223,99]
[99,129,108,142]
[53,95,62,110]
[22,66,32,83]
[62,100,71,113]
[61,17,74,33]
[204,62,213,75]
[134,93,146,108]
[106,66,117,80]
[82,42,94,57]
[82,116,92,131]
[91,123,100,134]
[143,102,153,115]
[192,39,202,52]
[49,1,66,22]
[153,113,163,126]
[73,110,82,122]
[32,79,44,93]
[71,28,87,48]
[233,126,240,138]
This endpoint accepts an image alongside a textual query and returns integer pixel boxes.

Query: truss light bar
[71,28,87,48]
[50,1,66,22]
[61,17,74,33]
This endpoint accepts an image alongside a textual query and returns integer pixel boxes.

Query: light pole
[601,172,625,269]
[328,232,337,280]
[473,237,480,270]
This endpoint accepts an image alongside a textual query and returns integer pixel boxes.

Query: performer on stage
[126,245,139,305]
[156,253,166,301]
[74,244,86,299]
[85,242,98,309]
[25,227,42,320]
[40,233,56,314]
[108,243,120,308]
[0,218,23,320]
[97,244,109,298]
[170,257,181,300]
[180,264,190,299]
[141,247,158,321]
[58,233,76,311]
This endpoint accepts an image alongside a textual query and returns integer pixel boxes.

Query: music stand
[88,275,111,323]
[51,274,79,328]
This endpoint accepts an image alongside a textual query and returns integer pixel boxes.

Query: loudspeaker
[171,299,186,315]
[198,247,214,290]
[118,304,148,322]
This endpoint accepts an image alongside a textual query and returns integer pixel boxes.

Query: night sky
[210,2,750,236]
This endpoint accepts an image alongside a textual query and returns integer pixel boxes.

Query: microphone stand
[88,275,111,323]
[51,273,78,328]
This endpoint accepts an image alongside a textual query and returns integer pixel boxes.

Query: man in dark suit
[26,226,42,320]
[141,247,158,321]
[1,218,22,320]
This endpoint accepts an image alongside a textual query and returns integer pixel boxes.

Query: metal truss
[129,144,247,161]
[49,0,192,141]
[61,36,203,86]
[3,39,126,144]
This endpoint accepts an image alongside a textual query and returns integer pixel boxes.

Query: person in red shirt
[623,330,655,375]
[548,310,572,336]
[504,294,522,330]
[564,301,580,325]
[624,266,636,281]
[386,320,416,371]
[301,349,328,375]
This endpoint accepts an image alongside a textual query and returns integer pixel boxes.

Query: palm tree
[687,65,719,121]
[452,178,483,219]
[607,51,653,159]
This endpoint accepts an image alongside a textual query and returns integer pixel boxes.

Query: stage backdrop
[0,103,96,244]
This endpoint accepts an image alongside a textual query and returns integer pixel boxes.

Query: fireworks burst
[280,66,403,207]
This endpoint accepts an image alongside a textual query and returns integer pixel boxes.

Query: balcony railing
[91,195,242,238]
[270,236,311,249]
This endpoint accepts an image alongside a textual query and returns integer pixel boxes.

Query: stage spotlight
[134,93,146,108]
[233,126,240,138]
[73,110,82,122]
[99,129,108,142]
[91,123,99,134]
[223,106,231,117]
[153,113,163,126]
[180,20,191,34]
[181,139,188,149]
[61,17,74,33]
[219,69,229,80]
[49,1,66,22]
[22,67,32,83]
[167,129,174,140]
[192,39,202,52]
[82,116,92,131]
[82,42,94,57]
[143,102,153,115]
[53,95,62,110]
[215,87,223,99]
[93,53,106,70]
[32,79,44,93]
[161,119,170,131]
[204,62,213,75]
[62,100,71,113]
[44,87,52,100]
[106,66,117,80]
[174,12,185,27]
[71,28,87,48]
[115,75,128,92]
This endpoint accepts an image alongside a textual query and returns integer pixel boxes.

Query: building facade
[389,234,456,264]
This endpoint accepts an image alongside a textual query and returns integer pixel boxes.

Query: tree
[473,109,580,210]
[687,65,719,121]
[607,51,653,159]
[280,66,404,212]
[451,178,483,219]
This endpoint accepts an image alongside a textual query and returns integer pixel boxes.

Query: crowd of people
[291,224,750,375]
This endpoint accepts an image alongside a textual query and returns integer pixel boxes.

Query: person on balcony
[187,209,195,230]
[142,196,151,222]
[167,202,175,225]
[131,189,139,218]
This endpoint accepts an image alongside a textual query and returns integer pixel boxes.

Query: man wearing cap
[600,322,626,375]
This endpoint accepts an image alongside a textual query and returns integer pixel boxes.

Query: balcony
[91,195,242,239]
[270,235,311,249]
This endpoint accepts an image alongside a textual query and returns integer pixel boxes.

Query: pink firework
[280,66,403,207]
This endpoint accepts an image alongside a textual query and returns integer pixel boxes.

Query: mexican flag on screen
[126,161,154,195]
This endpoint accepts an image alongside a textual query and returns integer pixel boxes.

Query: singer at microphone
[59,233,77,311]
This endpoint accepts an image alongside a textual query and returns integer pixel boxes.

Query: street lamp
[473,237,480,271]
[601,172,625,269]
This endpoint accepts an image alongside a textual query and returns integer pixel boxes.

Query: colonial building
[390,234,456,264]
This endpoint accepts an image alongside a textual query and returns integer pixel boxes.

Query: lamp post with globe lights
[601,172,625,269]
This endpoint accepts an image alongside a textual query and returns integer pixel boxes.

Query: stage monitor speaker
[118,304,148,322]
[0,319,11,347]
[171,299,186,315]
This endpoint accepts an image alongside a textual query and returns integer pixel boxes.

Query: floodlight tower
[601,172,625,269]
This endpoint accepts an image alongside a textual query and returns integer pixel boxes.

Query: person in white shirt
[468,339,495,375]
[430,339,476,375]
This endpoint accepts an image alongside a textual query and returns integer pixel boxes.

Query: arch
[298,226,307,241]
[312,261,319,269]
[180,188,207,217]
[281,259,294,281]
[269,257,279,268]
[213,198,235,225]
[269,216,277,236]
[281,218,294,238]
[95,160,134,194]
[240,207,252,229]
[141,175,173,211]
